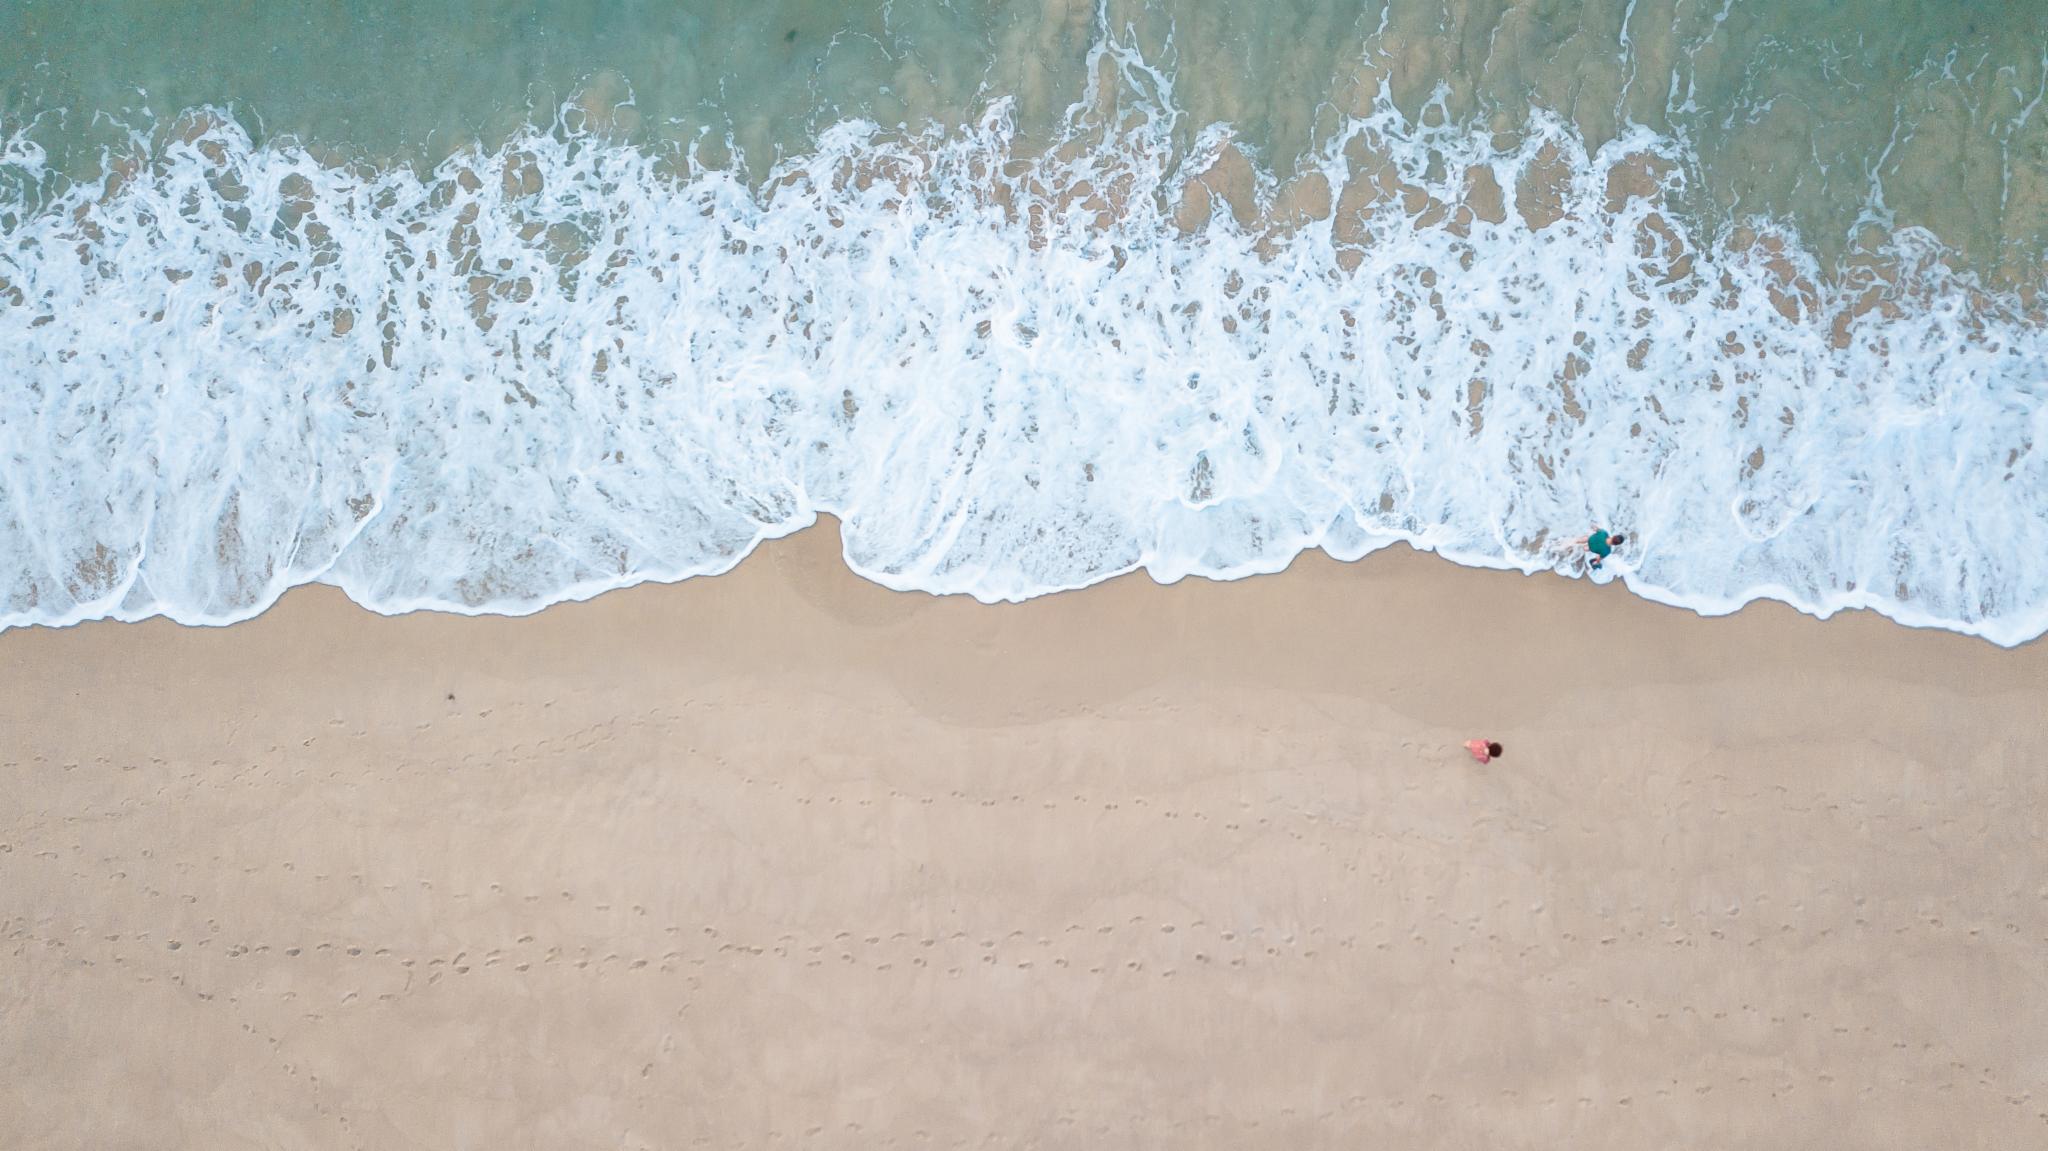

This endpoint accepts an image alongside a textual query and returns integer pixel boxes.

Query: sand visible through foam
[2,1,2045,640]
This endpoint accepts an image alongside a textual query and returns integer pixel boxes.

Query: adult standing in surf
[1570,528,1625,570]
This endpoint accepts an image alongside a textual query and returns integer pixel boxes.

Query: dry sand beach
[3,523,2045,1148]
[7,1,2048,1146]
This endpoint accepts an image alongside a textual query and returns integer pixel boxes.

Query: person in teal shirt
[1574,527,1625,568]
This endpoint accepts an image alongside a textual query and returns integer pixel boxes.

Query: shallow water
[10,1,2044,267]
[3,1,2046,641]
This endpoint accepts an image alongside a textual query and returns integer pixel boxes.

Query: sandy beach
[3,523,2044,1148]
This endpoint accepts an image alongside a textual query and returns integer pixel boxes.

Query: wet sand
[3,523,2045,1148]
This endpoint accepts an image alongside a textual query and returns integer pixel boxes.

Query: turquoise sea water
[3,2,2046,640]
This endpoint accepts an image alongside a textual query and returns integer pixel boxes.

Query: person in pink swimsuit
[1465,739,1503,763]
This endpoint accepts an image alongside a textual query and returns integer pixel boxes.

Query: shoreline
[9,525,2045,651]
[4,522,2046,1147]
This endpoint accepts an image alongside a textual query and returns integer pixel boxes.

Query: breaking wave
[3,40,2045,644]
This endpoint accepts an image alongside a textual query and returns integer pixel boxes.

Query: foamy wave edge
[4,43,2046,646]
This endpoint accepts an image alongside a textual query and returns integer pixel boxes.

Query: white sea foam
[3,41,2045,644]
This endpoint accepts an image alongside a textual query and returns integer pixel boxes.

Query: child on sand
[1465,739,1502,764]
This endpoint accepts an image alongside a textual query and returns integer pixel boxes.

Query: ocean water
[3,0,2046,642]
